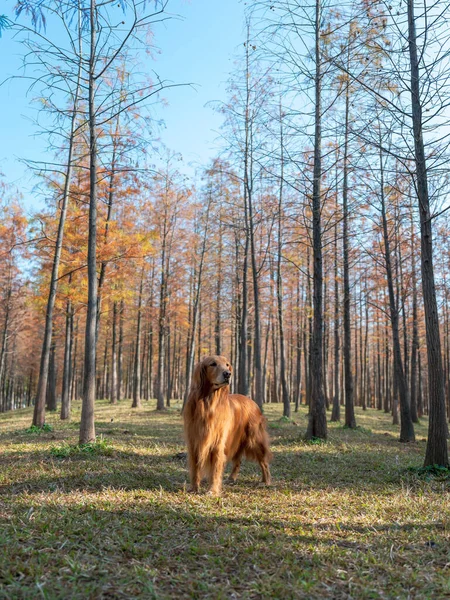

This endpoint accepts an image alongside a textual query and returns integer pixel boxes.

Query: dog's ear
[191,359,207,395]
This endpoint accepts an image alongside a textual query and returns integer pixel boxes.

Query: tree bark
[60,296,73,419]
[276,105,290,417]
[331,221,340,421]
[110,301,118,404]
[80,0,98,444]
[132,270,144,408]
[238,223,250,397]
[407,0,448,465]
[118,300,124,400]
[410,207,419,423]
[183,199,211,408]
[32,8,82,427]
[342,87,356,425]
[294,277,302,412]
[378,141,415,442]
[46,343,57,412]
[305,0,327,440]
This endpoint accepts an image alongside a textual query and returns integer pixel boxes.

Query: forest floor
[0,401,449,599]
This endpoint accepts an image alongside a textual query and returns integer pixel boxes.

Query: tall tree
[305,0,327,439]
[407,0,448,465]
[183,193,212,407]
[132,269,144,409]
[32,3,83,428]
[377,138,415,442]
[276,103,290,417]
[80,0,99,444]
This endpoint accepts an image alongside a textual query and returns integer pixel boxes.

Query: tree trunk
[238,227,250,397]
[378,141,415,442]
[60,297,73,419]
[277,105,290,417]
[132,270,144,408]
[342,87,356,426]
[33,10,82,427]
[306,0,327,440]
[0,286,11,412]
[96,117,120,342]
[46,343,57,412]
[110,301,118,404]
[294,277,302,412]
[407,0,448,465]
[363,276,369,410]
[80,0,98,444]
[410,208,419,423]
[215,219,222,355]
[331,221,340,421]
[183,200,211,408]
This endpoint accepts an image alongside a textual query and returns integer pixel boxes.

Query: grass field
[0,400,449,599]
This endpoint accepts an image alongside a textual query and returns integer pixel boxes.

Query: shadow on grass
[0,418,185,450]
[0,404,434,500]
[0,443,428,498]
[0,448,188,495]
[269,422,424,448]
[0,499,447,599]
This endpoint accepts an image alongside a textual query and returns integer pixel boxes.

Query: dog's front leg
[207,446,226,496]
[188,448,201,493]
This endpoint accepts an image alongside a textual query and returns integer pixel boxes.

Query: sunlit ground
[0,400,448,599]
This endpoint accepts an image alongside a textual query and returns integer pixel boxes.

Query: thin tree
[407,0,448,465]
[376,130,415,442]
[276,102,290,417]
[79,0,99,443]
[306,0,327,440]
[341,50,356,429]
[131,268,145,408]
[32,3,83,427]
[183,194,212,408]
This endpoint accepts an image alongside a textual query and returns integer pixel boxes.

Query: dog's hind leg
[228,447,244,483]
[228,458,242,483]
[259,460,271,485]
[256,443,271,486]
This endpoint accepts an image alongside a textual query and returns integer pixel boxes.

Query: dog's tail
[246,415,272,463]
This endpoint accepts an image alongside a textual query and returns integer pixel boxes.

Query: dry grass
[0,400,449,599]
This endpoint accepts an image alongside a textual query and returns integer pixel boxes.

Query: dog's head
[192,355,232,396]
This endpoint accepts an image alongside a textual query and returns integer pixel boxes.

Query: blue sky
[0,0,246,210]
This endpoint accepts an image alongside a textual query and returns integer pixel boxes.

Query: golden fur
[183,355,272,495]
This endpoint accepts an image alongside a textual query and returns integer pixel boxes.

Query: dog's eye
[210,362,217,367]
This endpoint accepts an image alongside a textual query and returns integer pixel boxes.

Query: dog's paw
[205,488,222,497]
[257,481,271,488]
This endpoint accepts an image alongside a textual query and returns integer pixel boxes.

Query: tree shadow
[0,407,435,500]
[0,447,188,496]
[1,499,447,599]
[0,441,428,498]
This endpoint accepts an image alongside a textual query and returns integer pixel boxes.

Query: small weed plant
[25,423,53,434]
[50,436,113,458]
[408,463,450,479]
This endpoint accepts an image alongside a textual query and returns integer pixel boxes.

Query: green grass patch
[305,435,328,445]
[50,436,114,458]
[0,400,449,599]
[408,463,450,479]
[24,422,54,434]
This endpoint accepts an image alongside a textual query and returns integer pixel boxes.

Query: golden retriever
[183,355,272,495]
